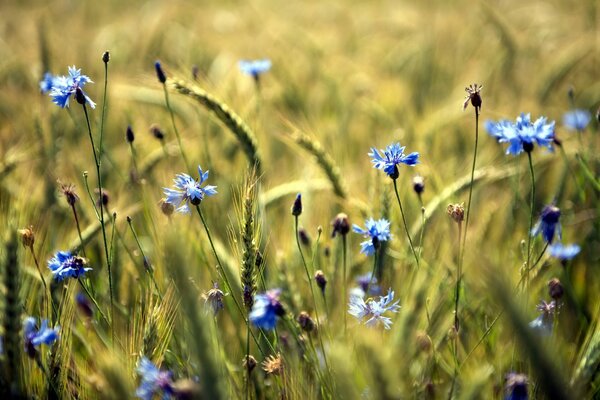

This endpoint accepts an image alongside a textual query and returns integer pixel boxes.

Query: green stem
[461,109,479,267]
[342,235,347,336]
[70,204,87,258]
[392,179,420,268]
[526,152,536,293]
[99,56,108,160]
[366,249,379,296]
[162,84,191,173]
[77,278,109,326]
[127,217,162,301]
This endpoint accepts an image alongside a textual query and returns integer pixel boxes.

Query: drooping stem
[392,179,420,268]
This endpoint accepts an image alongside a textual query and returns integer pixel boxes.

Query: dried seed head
[447,203,465,223]
[291,193,302,216]
[297,311,315,332]
[314,270,327,293]
[18,226,35,248]
[548,278,564,300]
[262,353,283,375]
[60,183,79,206]
[463,83,482,112]
[150,123,165,141]
[412,175,425,195]
[331,213,350,238]
[243,355,257,373]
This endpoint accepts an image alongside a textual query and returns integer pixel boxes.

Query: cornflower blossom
[136,357,174,400]
[23,317,59,358]
[368,142,419,179]
[531,205,561,244]
[549,243,581,261]
[352,218,391,256]
[348,289,400,329]
[528,300,556,336]
[485,113,555,155]
[563,109,591,131]
[239,59,272,79]
[48,66,95,109]
[39,72,58,94]
[47,251,92,281]
[249,289,285,330]
[163,166,217,214]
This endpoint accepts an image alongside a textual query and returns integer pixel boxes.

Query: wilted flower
[47,251,92,281]
[563,109,591,131]
[352,217,392,256]
[136,357,174,400]
[23,317,59,358]
[331,213,350,238]
[348,289,400,329]
[369,142,419,179]
[202,282,227,316]
[549,243,580,261]
[262,353,283,375]
[249,289,285,330]
[485,113,555,155]
[48,66,95,109]
[163,166,217,214]
[529,300,556,336]
[18,226,35,248]
[239,59,272,80]
[531,205,561,244]
[60,183,79,206]
[504,372,528,400]
[447,203,465,224]
[463,83,482,112]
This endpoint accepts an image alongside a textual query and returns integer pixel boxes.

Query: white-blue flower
[239,59,272,78]
[485,113,555,155]
[348,289,400,329]
[352,217,392,256]
[563,109,591,131]
[163,166,217,214]
[49,65,95,109]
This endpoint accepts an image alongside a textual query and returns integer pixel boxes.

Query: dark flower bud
[143,257,152,272]
[548,278,564,300]
[95,188,110,207]
[60,183,79,207]
[291,193,302,216]
[314,270,327,293]
[160,199,175,216]
[504,373,528,400]
[150,123,165,140]
[297,311,315,332]
[192,64,199,80]
[323,246,330,258]
[413,175,425,195]
[126,125,135,143]
[18,227,35,248]
[567,85,575,102]
[190,196,201,206]
[390,164,400,180]
[155,61,167,84]
[243,355,257,373]
[76,292,94,319]
[553,135,562,147]
[331,213,350,238]
[102,51,110,64]
[522,141,534,153]
[298,228,311,246]
[75,87,86,105]
[273,301,286,317]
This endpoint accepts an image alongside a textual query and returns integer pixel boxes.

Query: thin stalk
[365,250,379,296]
[81,103,114,337]
[342,235,347,336]
[393,179,420,268]
[126,217,162,301]
[461,109,479,268]
[526,152,536,293]
[99,55,109,159]
[28,246,53,318]
[418,197,426,261]
[294,215,332,390]
[161,84,191,173]
[70,204,87,258]
[453,222,463,334]
[245,324,250,400]
[77,278,109,326]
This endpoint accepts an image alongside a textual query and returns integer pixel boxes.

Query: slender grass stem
[418,197,426,262]
[28,245,53,318]
[453,222,462,334]
[70,204,87,258]
[162,84,191,173]
[392,179,420,268]
[245,324,250,400]
[366,250,379,296]
[526,152,536,293]
[77,278,109,326]
[342,235,347,336]
[99,53,109,160]
[126,216,162,301]
[81,103,114,339]
[461,109,479,268]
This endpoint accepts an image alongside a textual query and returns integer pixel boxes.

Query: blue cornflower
[485,113,555,155]
[368,142,419,179]
[531,205,561,244]
[163,166,217,214]
[528,300,555,336]
[249,289,285,330]
[504,372,528,400]
[549,243,580,261]
[136,357,174,400]
[355,272,381,296]
[39,72,59,94]
[563,109,591,131]
[49,66,95,109]
[47,251,92,281]
[348,289,400,329]
[239,59,272,79]
[23,317,59,358]
[352,218,392,256]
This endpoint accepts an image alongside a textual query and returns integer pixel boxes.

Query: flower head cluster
[239,59,272,79]
[47,251,92,281]
[348,289,400,329]
[23,317,59,358]
[136,357,174,400]
[352,218,391,256]
[368,142,419,179]
[528,300,556,336]
[531,205,561,244]
[485,113,555,155]
[163,166,217,214]
[249,289,285,330]
[43,66,95,109]
[549,243,580,261]
[563,109,591,132]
